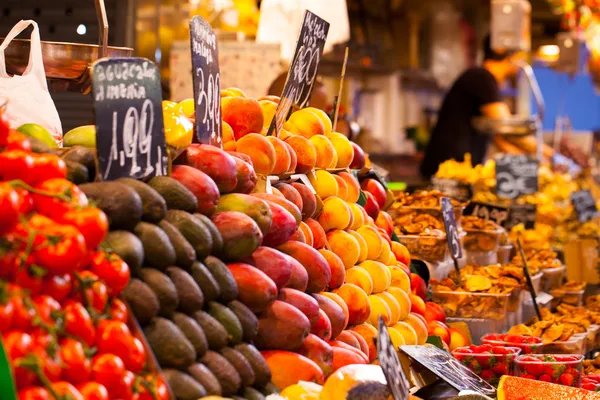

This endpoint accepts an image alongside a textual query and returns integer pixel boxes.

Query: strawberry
[492,346,510,355]
[492,362,508,375]
[551,363,566,378]
[469,359,482,374]
[480,369,495,382]
[560,372,575,387]
[582,382,598,391]
[519,373,537,380]
[524,362,543,376]
[542,364,556,378]
[539,373,552,382]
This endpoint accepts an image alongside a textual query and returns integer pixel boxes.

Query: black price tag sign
[571,190,599,223]
[464,201,509,227]
[190,16,221,146]
[377,317,409,400]
[92,58,168,181]
[441,197,462,260]
[506,203,537,229]
[495,155,538,199]
[267,10,330,136]
[431,178,472,202]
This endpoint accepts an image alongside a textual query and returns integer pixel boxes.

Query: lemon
[17,123,57,148]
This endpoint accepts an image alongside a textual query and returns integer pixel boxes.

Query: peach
[290,228,306,243]
[309,135,336,169]
[305,107,333,136]
[326,132,354,168]
[345,330,370,358]
[259,95,280,103]
[404,313,428,345]
[305,218,326,249]
[287,109,326,138]
[410,273,427,300]
[388,265,410,293]
[318,198,351,232]
[271,187,284,197]
[385,287,411,321]
[299,221,314,247]
[221,87,247,97]
[361,178,387,209]
[378,228,392,246]
[309,170,338,200]
[375,211,394,239]
[345,266,374,295]
[267,136,291,175]
[356,226,383,260]
[291,182,317,221]
[387,326,407,349]
[259,99,278,130]
[338,171,361,203]
[392,321,418,345]
[449,328,470,351]
[333,284,371,326]
[347,203,365,231]
[409,294,426,317]
[285,136,316,173]
[427,321,451,345]
[375,292,401,326]
[363,191,381,220]
[221,96,264,140]
[424,302,446,324]
[376,240,395,266]
[391,242,411,266]
[349,323,378,362]
[368,295,391,326]
[318,249,346,290]
[284,141,298,173]
[331,177,348,202]
[222,120,236,151]
[235,133,276,175]
[348,230,368,262]
[318,292,350,329]
[261,351,325,389]
[326,230,360,269]
[349,142,366,169]
[359,260,391,294]
[336,330,361,350]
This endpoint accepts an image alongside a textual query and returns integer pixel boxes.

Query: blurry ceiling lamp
[256,0,349,63]
[538,45,559,60]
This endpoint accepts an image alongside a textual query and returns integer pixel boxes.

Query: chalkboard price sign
[92,58,168,181]
[377,317,409,400]
[571,190,599,223]
[495,155,538,199]
[441,197,462,260]
[267,10,330,136]
[464,201,509,227]
[506,203,537,229]
[431,178,472,202]
[190,16,221,146]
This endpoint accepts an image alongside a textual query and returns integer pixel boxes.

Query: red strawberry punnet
[452,345,521,387]
[481,333,543,354]
[515,354,583,388]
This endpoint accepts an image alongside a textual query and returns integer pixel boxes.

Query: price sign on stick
[517,238,541,321]
[267,10,330,136]
[441,197,462,283]
[464,201,509,227]
[92,58,168,181]
[190,16,221,146]
[571,190,599,223]
[377,317,409,400]
[495,155,538,199]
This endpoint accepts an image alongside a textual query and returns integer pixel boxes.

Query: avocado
[134,222,176,271]
[163,369,206,400]
[194,214,224,255]
[103,231,144,277]
[228,300,258,342]
[121,279,159,325]
[159,220,196,269]
[189,262,220,303]
[187,363,222,396]
[234,344,271,388]
[219,347,255,387]
[143,317,196,369]
[148,176,198,212]
[61,146,97,180]
[204,256,238,303]
[28,136,50,153]
[259,383,280,395]
[207,302,243,346]
[65,160,89,184]
[200,351,242,396]
[243,387,265,400]
[139,268,178,318]
[191,310,227,350]
[164,210,213,260]
[172,312,208,358]
[79,182,142,230]
[165,267,204,314]
[117,178,167,223]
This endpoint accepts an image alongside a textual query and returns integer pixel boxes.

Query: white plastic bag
[0,20,63,145]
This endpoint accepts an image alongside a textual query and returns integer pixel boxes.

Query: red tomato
[63,301,96,346]
[57,208,109,251]
[60,338,92,384]
[14,265,45,295]
[37,350,62,382]
[73,271,108,313]
[108,298,128,323]
[2,330,32,360]
[127,337,146,374]
[33,225,87,275]
[134,375,169,400]
[0,300,14,333]
[29,154,67,185]
[0,150,35,182]
[3,130,31,152]
[32,178,87,218]
[43,273,73,303]
[0,242,18,280]
[90,252,130,296]
[29,328,53,350]
[77,382,109,400]
[0,183,20,235]
[91,354,125,391]
[111,370,135,400]
[14,187,34,214]
[52,381,84,400]
[18,387,50,400]
[96,321,133,360]
[31,295,61,326]
[9,296,35,331]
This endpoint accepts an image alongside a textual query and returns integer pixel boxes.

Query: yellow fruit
[163,113,194,148]
[175,98,195,118]
[308,170,338,199]
[359,260,391,293]
[326,132,354,168]
[305,107,333,136]
[347,203,365,231]
[62,125,95,148]
[348,230,368,262]
[327,230,360,269]
[356,226,383,260]
[280,382,322,400]
[334,175,349,201]
[345,267,374,295]
[318,197,351,231]
[320,365,387,400]
[376,240,395,265]
[388,265,410,293]
[309,135,336,170]
[375,292,401,326]
[162,100,177,114]
[368,295,391,326]
[386,287,411,321]
[392,321,418,345]
[387,326,407,349]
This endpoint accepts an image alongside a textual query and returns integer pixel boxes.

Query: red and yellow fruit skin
[261,350,325,389]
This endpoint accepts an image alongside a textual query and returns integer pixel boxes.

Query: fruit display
[481,334,544,354]
[514,354,583,388]
[452,344,521,386]
[461,216,504,252]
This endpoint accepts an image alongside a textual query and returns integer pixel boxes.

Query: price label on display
[431,178,472,202]
[571,190,599,223]
[377,317,409,400]
[506,203,537,229]
[495,155,538,199]
[92,58,168,181]
[441,197,462,260]
[267,10,330,136]
[400,345,496,396]
[190,16,221,146]
[464,201,509,227]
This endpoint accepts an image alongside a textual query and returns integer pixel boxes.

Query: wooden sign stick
[517,238,541,321]
[332,47,349,133]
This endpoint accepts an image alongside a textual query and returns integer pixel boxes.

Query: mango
[274,183,303,213]
[331,346,367,371]
[251,193,302,225]
[346,330,370,358]
[255,300,310,350]
[232,157,257,194]
[212,211,263,261]
[306,218,326,249]
[318,292,350,330]
[333,284,371,326]
[348,324,378,362]
[221,96,264,140]
[312,293,347,339]
[335,331,361,351]
[290,228,306,243]
[179,144,238,194]
[260,351,325,389]
[215,193,272,235]
[244,247,292,289]
[278,241,331,293]
[171,165,219,215]
[296,334,333,377]
[318,198,351,232]
[326,230,360,269]
[318,249,345,290]
[311,309,332,341]
[262,202,298,248]
[278,288,320,326]
[226,151,252,165]
[299,222,314,247]
[291,182,317,221]
[284,254,309,292]
[227,262,277,312]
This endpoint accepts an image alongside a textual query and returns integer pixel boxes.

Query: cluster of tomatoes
[0,113,168,400]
